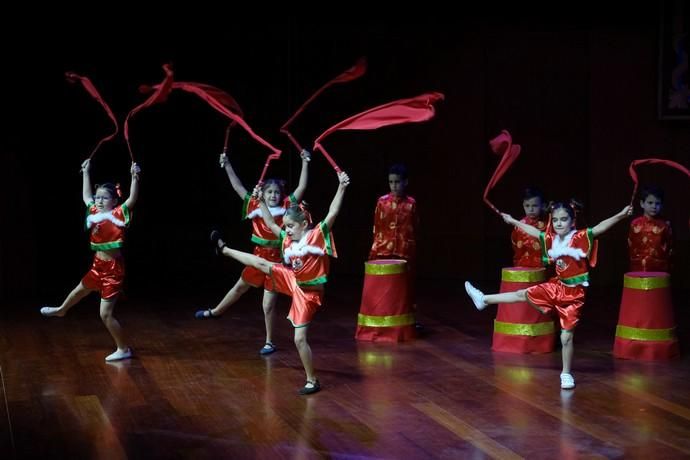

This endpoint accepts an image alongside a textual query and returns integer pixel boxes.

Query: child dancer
[40,159,140,362]
[465,201,632,389]
[212,170,350,394]
[628,185,672,272]
[195,149,309,356]
[511,187,547,268]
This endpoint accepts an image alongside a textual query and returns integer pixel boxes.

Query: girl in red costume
[465,201,632,389]
[212,170,350,395]
[195,150,310,357]
[40,159,140,362]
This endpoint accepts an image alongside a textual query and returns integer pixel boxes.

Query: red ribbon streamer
[281,57,367,152]
[65,72,119,159]
[483,130,522,215]
[143,80,280,182]
[312,92,444,172]
[629,158,690,204]
[124,64,174,161]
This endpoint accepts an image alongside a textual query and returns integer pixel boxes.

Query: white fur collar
[548,230,586,260]
[283,229,324,263]
[246,206,286,220]
[87,211,125,229]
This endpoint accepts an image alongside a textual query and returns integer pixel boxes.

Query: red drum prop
[613,272,678,361]
[355,259,416,342]
[493,267,555,353]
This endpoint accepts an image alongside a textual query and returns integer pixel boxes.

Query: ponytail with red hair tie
[115,183,123,198]
[296,201,313,226]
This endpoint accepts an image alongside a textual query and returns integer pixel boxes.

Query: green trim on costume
[251,235,281,248]
[357,313,415,328]
[289,193,297,204]
[85,201,95,230]
[121,203,131,226]
[319,221,334,256]
[297,275,328,286]
[288,316,311,328]
[560,273,589,286]
[242,193,251,219]
[539,231,549,266]
[90,241,124,251]
[279,229,287,260]
[586,228,594,258]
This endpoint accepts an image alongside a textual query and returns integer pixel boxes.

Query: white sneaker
[105,348,133,362]
[40,306,62,317]
[560,373,575,389]
[464,282,486,311]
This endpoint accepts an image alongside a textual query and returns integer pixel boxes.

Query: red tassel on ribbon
[124,64,174,161]
[142,80,280,183]
[312,92,444,172]
[65,72,119,159]
[483,130,522,215]
[281,57,367,152]
[629,158,690,204]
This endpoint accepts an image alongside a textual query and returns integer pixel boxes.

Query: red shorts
[268,264,323,328]
[241,245,281,290]
[526,279,585,331]
[81,256,125,300]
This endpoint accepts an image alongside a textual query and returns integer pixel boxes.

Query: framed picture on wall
[658,0,690,120]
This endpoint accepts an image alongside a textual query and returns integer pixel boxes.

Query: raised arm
[81,159,93,206]
[123,162,141,210]
[323,171,351,230]
[256,185,282,237]
[220,152,248,199]
[501,212,541,238]
[290,149,311,202]
[591,205,632,237]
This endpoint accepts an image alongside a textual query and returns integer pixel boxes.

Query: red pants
[241,245,281,289]
[269,264,323,328]
[526,279,585,331]
[81,256,125,300]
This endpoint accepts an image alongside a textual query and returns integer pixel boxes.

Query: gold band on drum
[364,260,407,275]
[358,313,415,327]
[501,267,546,283]
[494,319,554,336]
[615,325,676,341]
[623,273,670,290]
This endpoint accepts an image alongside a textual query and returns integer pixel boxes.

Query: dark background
[1,11,689,306]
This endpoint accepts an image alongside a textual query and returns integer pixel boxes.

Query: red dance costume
[369,194,417,262]
[82,202,130,299]
[369,193,418,305]
[628,215,672,272]
[511,216,547,268]
[269,221,337,327]
[241,193,296,288]
[526,228,597,331]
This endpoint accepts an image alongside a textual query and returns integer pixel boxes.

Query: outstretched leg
[213,232,275,275]
[40,282,93,317]
[197,277,253,318]
[464,281,528,310]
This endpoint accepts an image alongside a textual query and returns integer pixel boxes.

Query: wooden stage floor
[1,278,689,459]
